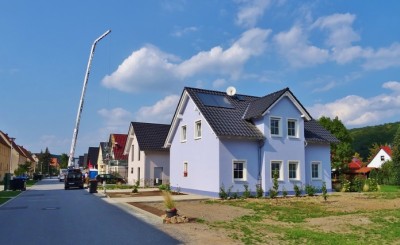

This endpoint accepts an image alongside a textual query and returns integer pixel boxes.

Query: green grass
[205,186,400,244]
[0,191,21,205]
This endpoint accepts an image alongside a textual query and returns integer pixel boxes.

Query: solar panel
[197,93,234,108]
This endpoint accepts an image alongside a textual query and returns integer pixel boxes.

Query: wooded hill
[349,121,400,160]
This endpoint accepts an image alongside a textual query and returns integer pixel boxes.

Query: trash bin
[10,178,26,191]
[89,180,98,193]
[3,173,11,191]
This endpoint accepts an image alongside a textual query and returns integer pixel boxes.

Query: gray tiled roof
[186,87,264,139]
[304,120,340,144]
[185,87,339,144]
[131,122,170,151]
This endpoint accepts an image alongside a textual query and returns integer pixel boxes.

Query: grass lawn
[206,186,400,245]
[0,191,21,205]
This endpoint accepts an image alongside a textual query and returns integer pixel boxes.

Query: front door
[154,167,163,186]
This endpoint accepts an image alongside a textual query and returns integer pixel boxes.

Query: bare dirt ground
[111,192,400,244]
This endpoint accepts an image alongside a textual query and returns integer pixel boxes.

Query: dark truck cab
[64,169,84,190]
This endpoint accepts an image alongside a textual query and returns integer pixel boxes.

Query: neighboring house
[367,146,392,168]
[164,87,339,197]
[87,147,99,169]
[347,157,371,177]
[108,134,128,179]
[123,122,170,186]
[97,142,109,174]
[0,131,19,176]
[0,134,11,180]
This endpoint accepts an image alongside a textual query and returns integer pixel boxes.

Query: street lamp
[9,137,15,174]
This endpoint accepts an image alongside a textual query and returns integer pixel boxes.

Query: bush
[293,184,302,197]
[351,176,365,192]
[132,180,140,193]
[158,183,171,192]
[242,184,251,199]
[305,185,317,196]
[282,187,288,198]
[364,178,379,192]
[256,184,264,198]
[341,179,351,192]
[321,182,328,201]
[219,183,232,199]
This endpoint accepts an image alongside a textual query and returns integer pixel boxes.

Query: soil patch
[107,190,185,198]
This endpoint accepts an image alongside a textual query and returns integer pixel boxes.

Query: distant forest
[349,121,400,160]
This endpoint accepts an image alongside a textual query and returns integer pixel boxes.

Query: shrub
[242,184,251,199]
[256,184,264,198]
[321,182,328,201]
[219,183,232,199]
[351,175,365,192]
[268,188,278,198]
[132,180,140,193]
[282,187,288,198]
[341,178,351,192]
[293,184,302,197]
[305,185,317,196]
[158,183,171,192]
[162,190,176,211]
[269,169,279,198]
[365,178,379,192]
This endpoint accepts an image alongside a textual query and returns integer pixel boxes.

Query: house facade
[123,122,170,187]
[97,142,109,174]
[165,87,338,197]
[367,146,392,168]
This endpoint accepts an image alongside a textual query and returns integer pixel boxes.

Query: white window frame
[288,160,300,180]
[180,125,187,142]
[287,118,298,138]
[270,117,282,137]
[311,161,322,180]
[233,160,247,181]
[271,160,283,181]
[194,120,202,139]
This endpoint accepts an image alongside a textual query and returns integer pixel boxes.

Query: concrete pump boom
[68,30,111,167]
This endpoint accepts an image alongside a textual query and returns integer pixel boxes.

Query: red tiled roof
[112,134,128,161]
[381,146,392,157]
[355,167,372,174]
[348,157,363,170]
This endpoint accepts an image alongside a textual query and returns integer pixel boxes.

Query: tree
[59,153,69,169]
[14,161,32,176]
[39,148,52,176]
[318,116,353,174]
[392,125,400,185]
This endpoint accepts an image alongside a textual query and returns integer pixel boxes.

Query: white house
[123,122,170,187]
[164,87,339,197]
[367,146,392,168]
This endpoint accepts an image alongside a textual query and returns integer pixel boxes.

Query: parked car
[58,169,68,182]
[64,169,83,189]
[96,174,126,184]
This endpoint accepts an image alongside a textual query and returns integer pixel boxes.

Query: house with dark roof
[164,87,339,197]
[123,122,170,186]
[97,142,109,174]
[367,146,392,168]
[87,147,99,169]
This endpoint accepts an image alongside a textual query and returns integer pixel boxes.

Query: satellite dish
[226,86,236,96]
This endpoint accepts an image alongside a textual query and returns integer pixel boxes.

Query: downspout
[257,138,265,189]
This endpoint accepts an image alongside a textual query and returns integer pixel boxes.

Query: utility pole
[68,30,111,167]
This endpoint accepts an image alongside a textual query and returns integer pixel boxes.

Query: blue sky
[1,0,399,157]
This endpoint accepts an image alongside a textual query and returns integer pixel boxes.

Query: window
[311,162,321,179]
[131,167,133,174]
[270,117,281,136]
[233,161,246,181]
[287,119,298,137]
[380,155,385,161]
[271,161,283,180]
[138,147,140,161]
[183,162,188,177]
[288,161,299,180]
[194,120,202,139]
[131,145,134,161]
[181,125,187,142]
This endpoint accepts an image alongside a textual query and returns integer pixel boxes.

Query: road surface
[0,179,181,245]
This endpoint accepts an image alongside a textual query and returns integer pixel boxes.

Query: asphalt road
[0,179,181,245]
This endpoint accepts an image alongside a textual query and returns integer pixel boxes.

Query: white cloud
[308,81,400,127]
[274,26,329,67]
[102,28,271,92]
[213,78,227,88]
[362,43,400,70]
[236,0,272,28]
[98,107,133,133]
[135,95,180,124]
[171,26,198,37]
